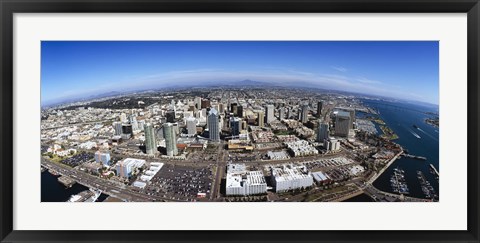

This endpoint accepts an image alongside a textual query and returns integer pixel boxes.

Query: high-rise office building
[201,99,211,109]
[279,107,285,120]
[113,122,122,136]
[195,97,202,110]
[166,110,175,123]
[335,111,351,137]
[230,103,238,115]
[95,151,111,166]
[300,105,309,123]
[163,123,178,156]
[236,105,243,118]
[144,123,156,155]
[287,108,292,119]
[208,108,220,141]
[348,109,355,129]
[257,111,265,127]
[129,115,138,131]
[121,124,133,139]
[186,117,197,136]
[265,105,275,123]
[230,117,241,136]
[218,103,225,113]
[317,101,323,118]
[120,113,127,123]
[317,122,330,143]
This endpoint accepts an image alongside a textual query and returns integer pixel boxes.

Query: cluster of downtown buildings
[41,88,369,198]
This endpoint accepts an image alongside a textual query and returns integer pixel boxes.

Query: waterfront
[343,193,375,202]
[41,171,108,202]
[364,100,439,200]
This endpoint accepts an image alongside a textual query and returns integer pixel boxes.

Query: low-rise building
[270,164,313,192]
[115,158,146,179]
[285,140,318,157]
[225,164,267,196]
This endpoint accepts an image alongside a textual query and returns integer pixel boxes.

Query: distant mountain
[229,79,271,86]
[42,91,125,108]
[86,91,122,99]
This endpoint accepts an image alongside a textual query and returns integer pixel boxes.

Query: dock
[58,176,76,188]
[402,154,427,160]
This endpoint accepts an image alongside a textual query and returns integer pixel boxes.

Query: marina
[390,167,409,195]
[417,171,438,200]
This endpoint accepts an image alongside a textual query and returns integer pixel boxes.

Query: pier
[402,154,427,160]
[429,164,439,178]
[58,176,76,188]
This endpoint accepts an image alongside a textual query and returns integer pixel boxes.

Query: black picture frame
[1,0,479,242]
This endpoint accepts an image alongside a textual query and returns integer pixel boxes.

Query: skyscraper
[95,151,111,166]
[195,97,202,110]
[348,109,355,129]
[208,108,220,141]
[121,124,133,139]
[230,117,241,136]
[287,108,292,119]
[317,121,330,143]
[257,111,265,127]
[335,111,351,137]
[113,122,122,136]
[166,110,176,123]
[279,107,285,120]
[120,113,127,123]
[236,105,243,118]
[144,123,156,155]
[300,105,309,123]
[317,101,323,118]
[129,115,138,131]
[163,123,178,156]
[186,117,197,136]
[265,105,275,123]
[201,99,211,109]
[219,103,225,113]
[230,103,238,115]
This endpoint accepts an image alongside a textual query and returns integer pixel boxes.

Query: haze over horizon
[41,41,439,106]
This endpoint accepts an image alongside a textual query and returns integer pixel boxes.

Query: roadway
[42,158,183,202]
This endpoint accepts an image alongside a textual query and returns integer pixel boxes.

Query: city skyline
[41,41,439,106]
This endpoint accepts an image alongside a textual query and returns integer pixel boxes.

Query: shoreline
[368,150,404,184]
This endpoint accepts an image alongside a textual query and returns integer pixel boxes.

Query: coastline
[368,150,404,184]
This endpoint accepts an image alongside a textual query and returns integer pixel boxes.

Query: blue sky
[41,41,439,105]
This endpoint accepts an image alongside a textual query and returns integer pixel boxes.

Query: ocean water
[41,171,108,202]
[364,99,440,200]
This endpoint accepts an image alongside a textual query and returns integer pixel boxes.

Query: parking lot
[61,152,94,167]
[144,164,213,201]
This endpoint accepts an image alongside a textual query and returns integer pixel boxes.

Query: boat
[85,189,102,202]
[390,167,409,195]
[413,124,419,129]
[417,170,437,199]
[67,188,102,202]
[411,131,421,139]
